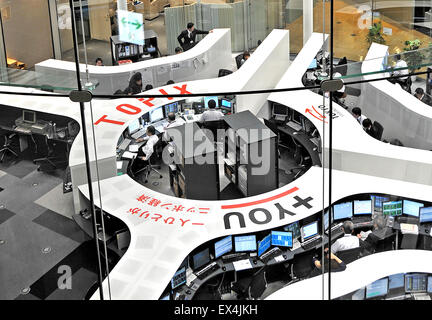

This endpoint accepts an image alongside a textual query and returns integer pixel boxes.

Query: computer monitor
[291,110,302,125]
[149,106,164,123]
[405,273,428,293]
[388,273,405,290]
[204,96,218,109]
[220,99,232,111]
[23,110,36,124]
[308,58,317,69]
[371,195,390,212]
[402,200,424,217]
[171,266,187,289]
[234,235,257,252]
[147,46,156,53]
[332,202,353,221]
[273,104,288,116]
[420,207,432,224]
[257,233,271,257]
[427,276,432,293]
[301,221,319,242]
[351,287,365,300]
[164,102,179,115]
[366,278,388,299]
[271,231,293,248]
[353,200,372,216]
[323,209,333,231]
[192,248,210,270]
[283,221,301,239]
[382,200,403,216]
[128,118,140,135]
[214,235,232,258]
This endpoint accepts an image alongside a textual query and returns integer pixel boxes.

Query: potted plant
[403,39,425,81]
[366,22,386,46]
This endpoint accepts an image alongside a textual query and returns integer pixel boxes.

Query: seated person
[357,216,391,254]
[95,57,104,66]
[132,126,158,172]
[351,107,367,126]
[166,80,175,85]
[199,100,224,122]
[240,51,251,66]
[332,72,347,100]
[124,72,143,95]
[390,54,409,87]
[414,87,432,106]
[331,221,360,254]
[144,84,153,91]
[163,112,185,142]
[362,118,379,140]
[311,246,346,275]
[175,47,183,54]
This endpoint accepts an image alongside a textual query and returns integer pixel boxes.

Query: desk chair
[202,119,225,143]
[0,132,18,163]
[337,247,361,264]
[373,121,384,141]
[235,54,244,69]
[33,135,67,171]
[248,266,267,300]
[290,250,315,282]
[83,281,99,300]
[132,138,164,183]
[218,69,233,77]
[292,138,311,167]
[373,231,397,253]
[399,233,418,250]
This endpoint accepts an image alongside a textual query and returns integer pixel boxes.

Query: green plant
[366,22,386,45]
[403,39,425,71]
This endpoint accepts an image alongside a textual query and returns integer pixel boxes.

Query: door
[88,0,111,41]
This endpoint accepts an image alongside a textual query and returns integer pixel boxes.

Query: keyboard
[259,247,282,264]
[301,236,322,251]
[195,262,220,280]
[352,216,372,224]
[15,126,32,134]
[353,221,374,229]
[118,138,131,151]
[131,129,146,139]
[221,252,248,263]
[286,121,303,131]
[325,222,343,236]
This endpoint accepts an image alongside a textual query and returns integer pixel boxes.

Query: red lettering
[116,104,141,115]
[159,89,173,100]
[94,115,125,126]
[137,97,155,107]
[174,84,191,95]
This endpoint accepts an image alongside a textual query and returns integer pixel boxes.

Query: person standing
[177,22,212,51]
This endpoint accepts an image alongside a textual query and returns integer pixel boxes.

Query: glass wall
[0,0,431,302]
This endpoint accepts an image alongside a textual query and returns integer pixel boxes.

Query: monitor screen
[23,110,36,123]
[366,278,388,299]
[403,200,424,217]
[164,102,178,115]
[323,209,333,230]
[271,231,292,247]
[428,276,432,293]
[283,221,301,239]
[382,201,403,216]
[204,96,219,109]
[353,200,372,215]
[221,99,232,109]
[171,266,186,289]
[273,104,288,116]
[352,287,365,300]
[333,202,353,221]
[147,46,156,53]
[234,235,257,252]
[149,107,164,123]
[192,248,210,270]
[308,58,317,69]
[258,233,271,257]
[291,110,302,125]
[420,207,432,223]
[214,235,232,258]
[389,273,405,289]
[405,273,428,293]
[128,118,140,135]
[371,195,390,211]
[301,221,318,241]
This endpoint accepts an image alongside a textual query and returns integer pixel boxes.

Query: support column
[118,0,127,11]
[303,0,313,45]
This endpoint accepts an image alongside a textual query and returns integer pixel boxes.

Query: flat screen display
[382,201,403,216]
[192,248,210,270]
[214,236,232,258]
[171,266,186,289]
[271,231,292,247]
[353,200,372,215]
[420,207,432,223]
[366,278,388,299]
[389,273,404,289]
[333,202,353,221]
[150,106,164,123]
[234,235,257,252]
[283,221,301,239]
[128,118,140,135]
[257,233,271,257]
[204,96,218,109]
[301,221,318,241]
[402,200,424,217]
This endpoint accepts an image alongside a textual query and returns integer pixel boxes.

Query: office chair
[235,54,244,69]
[337,247,361,264]
[373,121,384,141]
[372,231,396,253]
[83,281,100,300]
[247,266,267,300]
[33,135,67,171]
[202,119,226,143]
[0,132,18,163]
[218,69,233,77]
[290,250,316,282]
[133,138,164,184]
[292,138,311,167]
[399,233,418,250]
[334,57,348,76]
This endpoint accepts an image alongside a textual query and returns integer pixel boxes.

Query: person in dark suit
[414,87,432,106]
[177,22,211,51]
[362,118,379,140]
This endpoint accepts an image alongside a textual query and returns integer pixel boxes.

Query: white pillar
[303,0,313,45]
[118,0,127,11]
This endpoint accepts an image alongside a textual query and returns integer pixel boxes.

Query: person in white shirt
[163,112,186,142]
[331,221,360,254]
[392,54,409,80]
[199,99,224,122]
[351,107,367,126]
[135,125,159,162]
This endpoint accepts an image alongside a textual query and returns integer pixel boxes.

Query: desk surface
[265,249,432,300]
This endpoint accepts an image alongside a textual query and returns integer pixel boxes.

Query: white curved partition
[35,29,233,95]
[359,42,432,150]
[265,250,432,300]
